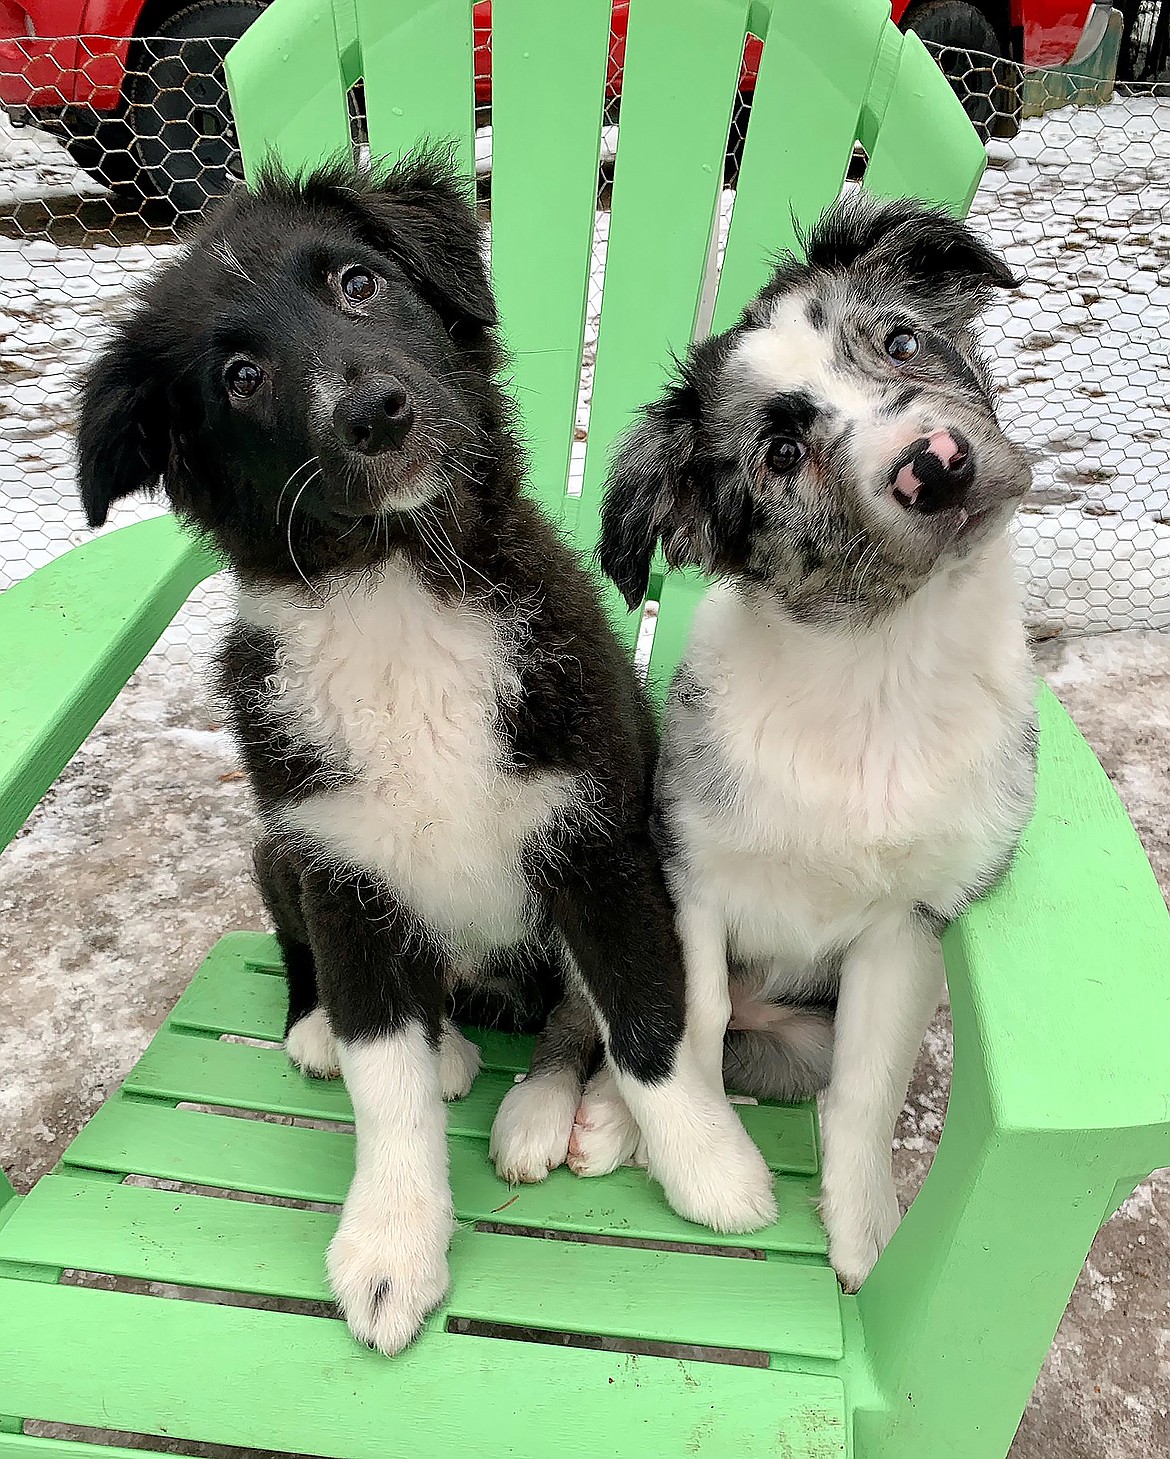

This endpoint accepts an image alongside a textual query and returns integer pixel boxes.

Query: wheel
[58,107,143,193]
[128,0,265,217]
[902,1,1013,143]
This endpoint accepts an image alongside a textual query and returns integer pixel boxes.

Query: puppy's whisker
[286,480,325,603]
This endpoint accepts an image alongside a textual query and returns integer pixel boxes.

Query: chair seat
[0,933,852,1459]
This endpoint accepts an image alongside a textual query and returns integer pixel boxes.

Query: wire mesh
[0,29,1167,680]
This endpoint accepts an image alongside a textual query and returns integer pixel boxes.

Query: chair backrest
[224,0,985,690]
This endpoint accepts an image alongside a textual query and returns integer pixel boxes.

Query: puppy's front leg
[551,839,776,1234]
[819,909,945,1292]
[301,867,452,1355]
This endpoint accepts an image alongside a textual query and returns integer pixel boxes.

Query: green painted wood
[0,1437,166,1459]
[168,939,537,1070]
[947,684,1170,1140]
[852,683,1170,1458]
[574,0,751,645]
[355,0,475,180]
[0,517,219,855]
[61,1098,826,1253]
[168,948,287,1040]
[860,28,987,213]
[127,1026,819,1173]
[0,1279,847,1459]
[0,1177,842,1359]
[224,0,352,185]
[490,0,611,529]
[712,0,888,332]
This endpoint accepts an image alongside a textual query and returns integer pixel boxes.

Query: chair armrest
[0,516,221,853]
[854,682,1170,1459]
[947,681,1170,1145]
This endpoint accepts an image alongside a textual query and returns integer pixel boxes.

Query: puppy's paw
[490,1073,578,1184]
[286,1007,340,1079]
[567,1071,642,1177]
[439,1021,481,1101]
[822,1178,901,1293]
[327,1201,452,1355]
[654,1118,778,1234]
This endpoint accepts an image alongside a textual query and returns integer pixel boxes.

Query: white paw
[822,1177,901,1292]
[327,1190,452,1355]
[653,1115,778,1234]
[567,1069,643,1177]
[439,1021,480,1101]
[490,1071,579,1184]
[286,1007,340,1079]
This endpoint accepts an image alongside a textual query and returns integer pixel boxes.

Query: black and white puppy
[76,155,775,1355]
[596,196,1037,1290]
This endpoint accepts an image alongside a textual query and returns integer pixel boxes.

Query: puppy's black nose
[332,374,414,455]
[890,430,973,513]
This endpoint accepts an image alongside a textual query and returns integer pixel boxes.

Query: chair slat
[225,0,352,182]
[861,30,987,213]
[489,0,612,527]
[713,0,890,332]
[574,0,751,641]
[355,0,476,179]
[0,1178,842,1359]
[125,1027,819,1173]
[61,1100,826,1252]
[0,1279,848,1459]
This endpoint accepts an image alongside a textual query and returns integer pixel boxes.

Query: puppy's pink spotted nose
[891,429,973,512]
[926,431,967,471]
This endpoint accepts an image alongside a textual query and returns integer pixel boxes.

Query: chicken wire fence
[0,32,1168,679]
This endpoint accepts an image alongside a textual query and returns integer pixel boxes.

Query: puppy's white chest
[239,568,571,941]
[683,568,1033,950]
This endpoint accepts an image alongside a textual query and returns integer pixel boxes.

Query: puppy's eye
[224,359,264,398]
[768,437,806,473]
[886,329,920,363]
[339,266,379,304]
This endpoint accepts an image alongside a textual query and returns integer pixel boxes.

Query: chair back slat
[573,0,751,643]
[490,0,612,528]
[861,31,986,212]
[355,0,476,180]
[712,0,889,333]
[226,0,352,181]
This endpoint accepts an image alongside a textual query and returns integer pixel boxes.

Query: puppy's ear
[598,376,753,610]
[807,196,1018,325]
[354,150,496,332]
[77,314,168,528]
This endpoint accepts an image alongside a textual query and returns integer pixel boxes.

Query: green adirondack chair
[2,1,1168,1455]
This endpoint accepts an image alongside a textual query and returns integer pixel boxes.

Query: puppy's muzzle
[332,373,415,456]
[890,430,973,514]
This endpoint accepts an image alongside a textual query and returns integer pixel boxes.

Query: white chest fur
[676,543,1035,964]
[238,565,575,947]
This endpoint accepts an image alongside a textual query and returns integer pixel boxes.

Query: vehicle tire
[901,1,1012,143]
[59,107,143,192]
[128,0,265,217]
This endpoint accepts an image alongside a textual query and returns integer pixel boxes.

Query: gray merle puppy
[593,195,1037,1290]
[76,155,775,1356]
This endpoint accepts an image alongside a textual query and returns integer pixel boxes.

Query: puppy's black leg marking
[253,836,318,1036]
[545,835,777,1234]
[300,867,452,1355]
[546,835,686,1083]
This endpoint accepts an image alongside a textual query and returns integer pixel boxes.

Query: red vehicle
[0,0,1114,213]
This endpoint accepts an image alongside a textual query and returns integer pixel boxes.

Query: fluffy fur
[76,154,775,1353]
[597,195,1038,1290]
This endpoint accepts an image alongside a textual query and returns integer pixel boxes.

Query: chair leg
[855,1101,1157,1459]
